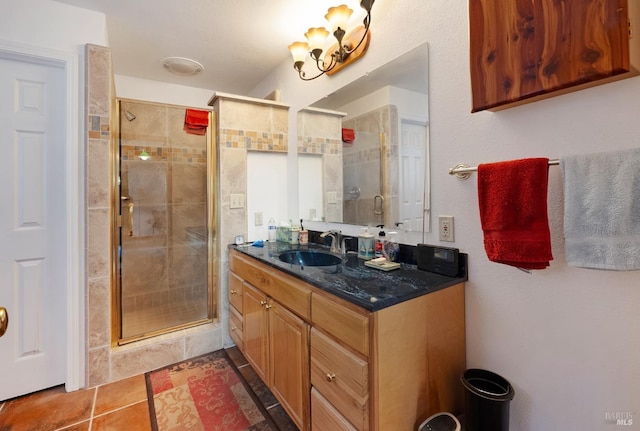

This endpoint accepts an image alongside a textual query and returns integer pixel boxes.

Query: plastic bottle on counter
[374,225,386,258]
[358,227,375,260]
[267,217,276,242]
[384,231,400,262]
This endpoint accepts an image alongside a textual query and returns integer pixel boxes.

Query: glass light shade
[288,41,310,63]
[304,27,330,52]
[138,149,150,161]
[325,5,353,32]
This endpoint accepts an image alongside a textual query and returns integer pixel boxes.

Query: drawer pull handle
[231,326,238,331]
[230,289,237,294]
[326,373,336,382]
[260,300,268,307]
[265,303,272,310]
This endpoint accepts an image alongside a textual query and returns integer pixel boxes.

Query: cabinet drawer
[311,328,368,431]
[311,388,358,431]
[229,305,243,351]
[228,271,243,311]
[312,293,369,356]
[230,250,311,320]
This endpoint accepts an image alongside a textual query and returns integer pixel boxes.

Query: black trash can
[461,369,515,431]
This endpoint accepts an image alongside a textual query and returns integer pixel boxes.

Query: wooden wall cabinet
[228,249,466,431]
[470,0,639,112]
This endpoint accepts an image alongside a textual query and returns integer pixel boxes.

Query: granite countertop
[231,241,468,312]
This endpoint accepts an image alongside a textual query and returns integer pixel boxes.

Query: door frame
[0,40,84,392]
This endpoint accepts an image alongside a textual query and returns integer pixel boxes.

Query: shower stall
[112,99,217,344]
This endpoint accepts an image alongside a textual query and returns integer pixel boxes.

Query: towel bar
[449,159,560,179]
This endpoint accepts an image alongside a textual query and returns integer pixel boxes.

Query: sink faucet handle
[340,236,350,255]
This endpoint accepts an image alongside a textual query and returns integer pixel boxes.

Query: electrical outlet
[229,193,245,209]
[439,216,455,242]
[254,211,263,226]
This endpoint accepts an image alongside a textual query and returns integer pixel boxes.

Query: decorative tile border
[298,136,341,155]
[343,147,381,165]
[88,115,110,139]
[219,128,287,152]
[120,145,207,163]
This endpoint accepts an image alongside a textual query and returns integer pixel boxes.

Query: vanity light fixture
[288,0,374,81]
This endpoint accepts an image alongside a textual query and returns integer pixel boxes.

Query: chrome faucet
[320,230,343,254]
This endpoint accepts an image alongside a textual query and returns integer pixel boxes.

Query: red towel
[342,128,355,144]
[184,109,209,135]
[477,158,553,270]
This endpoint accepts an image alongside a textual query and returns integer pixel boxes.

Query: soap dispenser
[374,225,386,258]
[358,227,374,260]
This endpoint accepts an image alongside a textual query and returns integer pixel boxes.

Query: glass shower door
[117,99,213,342]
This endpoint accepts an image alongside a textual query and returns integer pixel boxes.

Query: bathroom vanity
[228,242,467,431]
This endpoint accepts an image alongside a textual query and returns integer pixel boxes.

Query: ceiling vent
[161,57,204,76]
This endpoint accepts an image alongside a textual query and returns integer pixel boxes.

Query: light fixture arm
[289,0,375,80]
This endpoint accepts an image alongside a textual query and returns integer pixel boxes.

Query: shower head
[124,110,136,121]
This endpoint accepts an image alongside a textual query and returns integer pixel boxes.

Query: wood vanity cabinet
[230,250,311,430]
[469,0,639,112]
[228,249,465,431]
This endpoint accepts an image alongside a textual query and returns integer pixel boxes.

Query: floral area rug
[145,350,278,431]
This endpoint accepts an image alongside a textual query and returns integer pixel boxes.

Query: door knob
[0,307,8,337]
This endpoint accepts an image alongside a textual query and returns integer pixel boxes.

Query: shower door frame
[110,99,218,346]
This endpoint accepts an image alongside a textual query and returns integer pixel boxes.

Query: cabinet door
[269,301,310,431]
[469,0,635,112]
[243,283,269,383]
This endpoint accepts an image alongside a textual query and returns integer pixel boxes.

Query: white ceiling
[53,0,373,95]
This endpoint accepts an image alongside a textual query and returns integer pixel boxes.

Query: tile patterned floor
[0,347,299,431]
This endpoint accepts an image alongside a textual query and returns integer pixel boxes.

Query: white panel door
[0,54,67,400]
[399,121,427,232]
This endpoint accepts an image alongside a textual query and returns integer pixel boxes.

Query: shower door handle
[127,202,134,237]
[374,195,385,215]
[121,196,134,236]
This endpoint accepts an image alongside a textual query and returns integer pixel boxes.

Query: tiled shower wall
[85,44,221,388]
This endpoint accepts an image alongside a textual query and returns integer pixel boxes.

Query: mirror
[297,43,429,239]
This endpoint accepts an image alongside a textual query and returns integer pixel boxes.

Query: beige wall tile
[88,346,111,387]
[88,276,111,349]
[110,340,183,381]
[171,163,206,204]
[87,138,110,208]
[87,208,110,279]
[119,101,168,147]
[184,325,223,358]
[167,105,209,150]
[121,247,168,296]
[86,45,111,117]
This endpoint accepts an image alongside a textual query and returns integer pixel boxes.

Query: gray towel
[561,148,640,270]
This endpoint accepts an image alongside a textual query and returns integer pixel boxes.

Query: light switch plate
[327,191,337,205]
[230,193,245,209]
